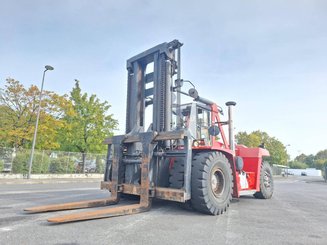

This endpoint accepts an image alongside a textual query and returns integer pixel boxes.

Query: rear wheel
[254,161,274,199]
[191,152,233,215]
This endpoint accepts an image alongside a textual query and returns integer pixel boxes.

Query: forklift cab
[180,102,212,147]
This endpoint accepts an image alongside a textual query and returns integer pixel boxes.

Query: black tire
[169,158,193,210]
[254,161,274,199]
[191,152,233,215]
[169,158,184,188]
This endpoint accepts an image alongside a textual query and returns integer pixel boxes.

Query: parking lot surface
[1,176,327,245]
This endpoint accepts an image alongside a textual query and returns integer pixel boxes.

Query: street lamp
[285,144,291,177]
[27,65,54,179]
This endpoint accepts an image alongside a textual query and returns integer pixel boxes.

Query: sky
[0,0,326,159]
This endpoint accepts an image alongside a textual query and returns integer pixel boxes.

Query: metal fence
[0,147,106,174]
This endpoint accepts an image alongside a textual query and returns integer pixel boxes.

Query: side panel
[236,145,269,191]
[241,157,262,190]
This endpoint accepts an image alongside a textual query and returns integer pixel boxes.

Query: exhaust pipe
[188,88,214,105]
[225,101,236,152]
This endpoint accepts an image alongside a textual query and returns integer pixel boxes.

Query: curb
[0,178,103,185]
[0,173,104,185]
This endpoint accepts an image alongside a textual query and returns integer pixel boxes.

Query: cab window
[197,108,210,143]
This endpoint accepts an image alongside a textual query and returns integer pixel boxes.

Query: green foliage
[288,161,308,169]
[315,150,327,171]
[235,131,262,148]
[12,152,50,174]
[315,159,327,171]
[95,156,105,173]
[0,78,115,175]
[49,156,75,174]
[294,150,327,170]
[1,79,118,161]
[294,154,307,163]
[236,130,288,165]
[0,160,4,172]
[0,78,70,150]
[316,149,327,160]
[12,152,29,174]
[58,80,118,155]
[304,154,315,166]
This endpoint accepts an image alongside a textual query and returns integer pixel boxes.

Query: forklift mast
[125,39,182,135]
[120,40,189,186]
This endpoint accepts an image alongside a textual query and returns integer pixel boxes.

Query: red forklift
[25,40,274,223]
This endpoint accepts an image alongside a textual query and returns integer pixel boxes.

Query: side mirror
[175,79,183,88]
[208,125,220,136]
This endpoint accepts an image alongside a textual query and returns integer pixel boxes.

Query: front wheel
[254,161,274,199]
[191,152,233,215]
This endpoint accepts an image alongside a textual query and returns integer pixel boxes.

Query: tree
[236,130,288,165]
[305,154,315,167]
[315,149,327,161]
[58,80,118,168]
[0,160,4,172]
[0,78,70,149]
[288,161,308,169]
[315,159,327,171]
[293,150,327,170]
[294,154,307,164]
[314,149,327,170]
[0,105,9,147]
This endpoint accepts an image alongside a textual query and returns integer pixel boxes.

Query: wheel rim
[263,170,272,189]
[211,167,225,198]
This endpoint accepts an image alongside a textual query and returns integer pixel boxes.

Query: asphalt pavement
[0,176,327,245]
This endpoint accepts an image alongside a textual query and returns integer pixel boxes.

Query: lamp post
[285,144,291,177]
[27,65,54,179]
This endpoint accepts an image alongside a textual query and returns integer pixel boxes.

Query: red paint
[189,104,270,197]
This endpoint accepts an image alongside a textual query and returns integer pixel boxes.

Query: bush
[12,152,50,174]
[49,156,75,174]
[315,159,327,171]
[288,161,308,169]
[0,160,4,172]
[96,156,105,173]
